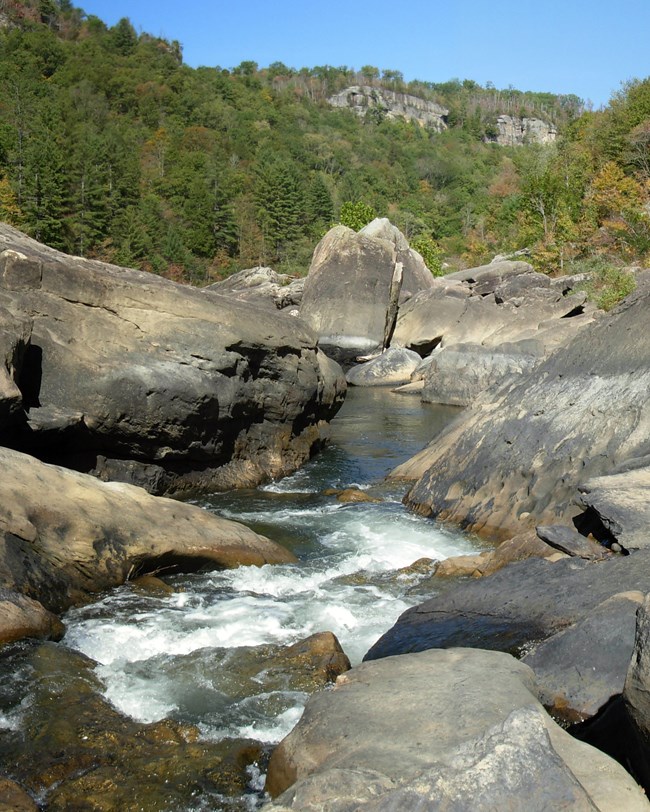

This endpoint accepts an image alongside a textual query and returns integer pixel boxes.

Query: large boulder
[345,347,421,387]
[0,446,295,614]
[0,224,345,495]
[299,221,433,363]
[0,304,31,432]
[0,589,64,648]
[394,274,650,538]
[266,648,648,810]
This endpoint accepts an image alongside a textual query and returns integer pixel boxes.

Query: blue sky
[80,0,650,109]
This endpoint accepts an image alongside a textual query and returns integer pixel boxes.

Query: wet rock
[0,446,295,613]
[0,589,64,647]
[335,488,381,504]
[266,648,648,810]
[0,224,345,495]
[0,642,267,812]
[434,552,492,578]
[536,525,608,560]
[129,575,176,595]
[524,591,644,723]
[397,273,650,538]
[0,778,38,812]
[346,347,421,387]
[366,549,650,661]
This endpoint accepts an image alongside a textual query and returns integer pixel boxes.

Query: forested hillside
[1,0,649,283]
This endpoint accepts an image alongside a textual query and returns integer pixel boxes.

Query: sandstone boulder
[577,466,650,551]
[0,446,295,614]
[266,648,648,810]
[0,223,345,495]
[0,589,64,647]
[299,221,433,363]
[204,267,304,311]
[366,549,650,662]
[345,347,421,387]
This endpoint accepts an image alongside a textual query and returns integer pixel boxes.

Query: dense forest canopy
[0,0,649,283]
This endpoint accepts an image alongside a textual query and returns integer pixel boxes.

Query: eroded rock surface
[0,224,345,495]
[395,274,650,537]
[0,446,295,614]
[266,648,648,811]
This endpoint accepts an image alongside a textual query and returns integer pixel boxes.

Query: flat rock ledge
[0,446,295,616]
[266,648,648,811]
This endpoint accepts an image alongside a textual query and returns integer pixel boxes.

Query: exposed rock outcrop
[328,86,448,131]
[393,274,650,538]
[0,446,295,614]
[485,115,558,146]
[0,224,345,494]
[266,648,648,810]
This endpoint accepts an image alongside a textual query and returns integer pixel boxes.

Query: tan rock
[0,447,296,613]
[0,590,64,648]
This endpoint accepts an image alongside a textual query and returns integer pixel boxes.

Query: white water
[63,390,482,745]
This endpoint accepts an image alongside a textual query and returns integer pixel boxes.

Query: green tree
[339,200,376,231]
[255,156,305,259]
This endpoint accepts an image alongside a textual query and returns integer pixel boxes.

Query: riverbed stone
[0,223,345,495]
[0,589,64,647]
[345,347,421,387]
[0,779,38,812]
[396,273,650,538]
[0,446,295,614]
[266,648,648,810]
[0,643,266,812]
[524,591,644,723]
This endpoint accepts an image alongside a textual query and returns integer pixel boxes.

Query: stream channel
[1,388,486,809]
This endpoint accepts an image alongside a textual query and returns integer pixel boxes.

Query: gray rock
[359,218,434,298]
[397,274,650,537]
[0,304,31,431]
[299,222,432,363]
[536,525,608,560]
[365,550,650,661]
[267,648,648,811]
[524,591,643,723]
[204,267,304,311]
[577,467,650,550]
[625,595,650,737]
[328,86,448,131]
[422,344,537,406]
[346,347,421,387]
[0,224,345,494]
[0,446,295,613]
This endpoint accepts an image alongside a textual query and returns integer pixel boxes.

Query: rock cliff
[486,114,558,146]
[328,85,448,130]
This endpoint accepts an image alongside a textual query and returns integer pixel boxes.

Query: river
[1,388,484,809]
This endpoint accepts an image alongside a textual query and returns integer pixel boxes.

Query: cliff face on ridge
[328,85,449,130]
